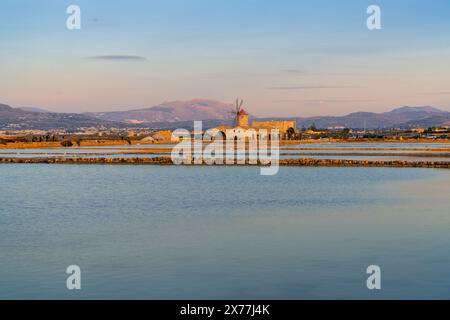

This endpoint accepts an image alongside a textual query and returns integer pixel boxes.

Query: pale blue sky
[1,0,449,116]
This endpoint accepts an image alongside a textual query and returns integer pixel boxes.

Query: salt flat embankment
[1,156,450,168]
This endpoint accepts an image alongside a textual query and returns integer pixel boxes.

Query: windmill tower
[231,98,249,127]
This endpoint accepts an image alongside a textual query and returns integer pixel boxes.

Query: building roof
[238,109,248,116]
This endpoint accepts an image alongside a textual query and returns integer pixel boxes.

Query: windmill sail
[229,98,244,126]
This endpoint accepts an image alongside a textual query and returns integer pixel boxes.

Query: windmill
[230,98,244,127]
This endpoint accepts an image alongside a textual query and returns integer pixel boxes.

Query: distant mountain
[0,103,122,130]
[87,100,449,129]
[18,106,52,113]
[288,106,450,129]
[1,100,449,131]
[387,106,444,115]
[86,99,236,123]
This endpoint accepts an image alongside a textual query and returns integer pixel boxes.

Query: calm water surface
[1,165,450,299]
[2,142,450,162]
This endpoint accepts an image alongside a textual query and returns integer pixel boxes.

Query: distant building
[237,109,249,127]
[140,136,155,142]
[150,130,180,142]
[213,108,297,140]
[251,120,297,133]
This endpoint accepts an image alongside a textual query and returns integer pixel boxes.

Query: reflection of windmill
[230,98,246,127]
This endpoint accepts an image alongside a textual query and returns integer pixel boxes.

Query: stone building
[214,108,297,140]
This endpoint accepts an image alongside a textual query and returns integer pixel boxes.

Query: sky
[0,0,449,117]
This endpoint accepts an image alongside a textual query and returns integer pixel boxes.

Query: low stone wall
[278,158,450,168]
[1,156,450,168]
[0,157,173,165]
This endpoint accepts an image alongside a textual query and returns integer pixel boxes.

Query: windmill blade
[234,98,240,112]
[239,99,244,109]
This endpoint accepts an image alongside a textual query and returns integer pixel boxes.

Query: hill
[85,99,236,124]
[0,103,122,130]
[286,106,450,129]
[1,100,449,131]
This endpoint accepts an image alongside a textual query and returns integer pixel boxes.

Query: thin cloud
[280,69,307,74]
[422,91,450,95]
[304,43,386,56]
[267,86,359,91]
[274,98,376,103]
[87,55,148,62]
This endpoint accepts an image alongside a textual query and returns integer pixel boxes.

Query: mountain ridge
[0,103,125,130]
[85,99,237,124]
[1,100,449,130]
[258,106,450,129]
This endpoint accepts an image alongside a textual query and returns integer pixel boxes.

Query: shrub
[60,140,73,147]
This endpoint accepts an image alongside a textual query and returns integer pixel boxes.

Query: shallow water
[278,155,450,162]
[287,142,450,149]
[2,142,450,162]
[1,165,450,299]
